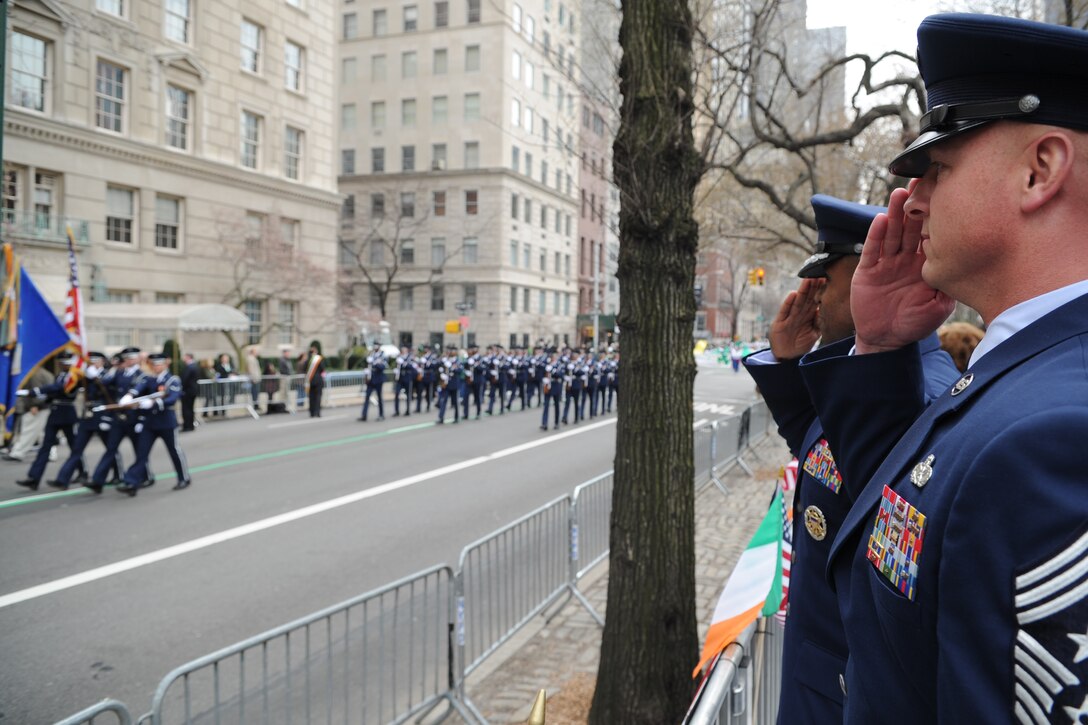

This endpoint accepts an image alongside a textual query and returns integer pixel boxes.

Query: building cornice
[7,114,343,211]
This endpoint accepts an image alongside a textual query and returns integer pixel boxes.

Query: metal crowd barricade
[55,699,134,725]
[324,370,366,407]
[195,377,259,420]
[685,617,783,725]
[139,565,474,725]
[455,496,572,682]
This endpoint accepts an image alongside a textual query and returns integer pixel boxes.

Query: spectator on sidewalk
[245,346,263,412]
[179,352,200,431]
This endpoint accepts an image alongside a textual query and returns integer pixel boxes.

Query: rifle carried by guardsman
[90,391,165,413]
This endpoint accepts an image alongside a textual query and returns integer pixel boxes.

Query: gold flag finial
[526,688,546,725]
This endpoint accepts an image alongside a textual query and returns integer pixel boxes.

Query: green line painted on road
[0,421,436,511]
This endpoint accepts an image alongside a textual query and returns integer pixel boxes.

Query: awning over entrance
[86,303,249,332]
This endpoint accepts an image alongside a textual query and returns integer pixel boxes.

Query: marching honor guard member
[393,345,418,417]
[744,195,957,724]
[797,15,1088,722]
[359,343,386,421]
[540,349,564,431]
[117,352,191,496]
[49,352,124,493]
[16,354,87,491]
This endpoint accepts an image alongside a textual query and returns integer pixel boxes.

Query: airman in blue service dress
[745,195,958,724]
[360,345,386,421]
[796,15,1088,723]
[118,352,190,496]
[393,345,418,417]
[540,350,564,431]
[16,354,87,490]
[50,351,123,493]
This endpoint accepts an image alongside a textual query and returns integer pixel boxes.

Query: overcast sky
[807,0,940,56]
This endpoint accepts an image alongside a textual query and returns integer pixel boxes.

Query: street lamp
[455,301,473,350]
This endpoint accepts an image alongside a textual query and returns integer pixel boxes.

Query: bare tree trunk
[589,0,702,720]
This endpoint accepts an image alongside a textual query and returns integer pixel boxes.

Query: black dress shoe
[16,478,40,490]
[46,480,68,490]
[357,416,367,421]
[146,477,156,487]
[116,484,137,497]
[86,483,104,494]
[540,425,548,431]
[74,472,89,484]
[172,479,191,491]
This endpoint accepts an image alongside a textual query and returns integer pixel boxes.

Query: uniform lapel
[828,294,1088,566]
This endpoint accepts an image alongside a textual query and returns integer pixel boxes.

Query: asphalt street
[0,355,759,723]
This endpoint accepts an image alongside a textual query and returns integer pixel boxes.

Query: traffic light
[757,267,765,286]
[747,269,758,285]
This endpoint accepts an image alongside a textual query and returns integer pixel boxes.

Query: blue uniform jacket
[128,371,182,431]
[746,333,957,724]
[799,295,1088,724]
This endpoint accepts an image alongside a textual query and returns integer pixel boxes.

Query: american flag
[62,226,86,390]
[775,483,794,625]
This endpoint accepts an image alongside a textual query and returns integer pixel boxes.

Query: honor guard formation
[14,347,190,497]
[371,342,619,428]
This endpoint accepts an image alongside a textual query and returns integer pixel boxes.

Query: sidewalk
[453,433,790,723]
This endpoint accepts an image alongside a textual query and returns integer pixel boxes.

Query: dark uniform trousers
[744,332,957,724]
[797,299,1088,723]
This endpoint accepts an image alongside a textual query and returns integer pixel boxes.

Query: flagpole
[0,0,7,176]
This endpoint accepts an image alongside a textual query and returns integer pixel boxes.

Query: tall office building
[337,0,583,350]
[4,0,342,357]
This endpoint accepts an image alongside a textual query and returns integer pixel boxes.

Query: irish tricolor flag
[693,485,785,676]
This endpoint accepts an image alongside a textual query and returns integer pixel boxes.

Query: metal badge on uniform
[950,373,974,396]
[866,485,927,601]
[804,505,827,541]
[910,455,935,488]
[802,439,843,494]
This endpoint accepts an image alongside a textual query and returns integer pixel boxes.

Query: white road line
[0,418,618,611]
[266,414,347,429]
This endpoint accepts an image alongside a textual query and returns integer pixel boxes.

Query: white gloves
[119,394,134,406]
[138,398,154,409]
[86,366,101,379]
[15,389,29,397]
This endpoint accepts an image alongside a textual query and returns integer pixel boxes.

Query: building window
[464,142,479,169]
[465,45,480,72]
[555,251,561,274]
[165,0,191,43]
[371,147,385,172]
[511,193,519,219]
[564,293,571,315]
[431,285,445,311]
[539,289,546,312]
[524,107,534,134]
[510,240,518,266]
[285,41,304,91]
[11,33,48,112]
[541,205,547,228]
[95,60,125,133]
[342,194,355,219]
[344,12,359,39]
[341,103,356,130]
[433,190,446,216]
[463,93,480,122]
[512,3,522,33]
[402,145,415,172]
[541,161,548,185]
[564,254,571,277]
[400,192,415,217]
[511,145,519,171]
[156,292,183,304]
[370,239,385,265]
[523,243,531,268]
[32,172,54,231]
[278,301,297,345]
[401,98,416,127]
[241,111,261,168]
[2,168,18,224]
[155,196,180,249]
[245,213,264,249]
[432,96,448,125]
[465,190,478,215]
[467,0,481,23]
[525,15,535,42]
[463,237,478,264]
[241,19,262,72]
[280,219,299,247]
[244,300,263,345]
[523,288,530,312]
[342,57,357,82]
[511,98,520,126]
[525,152,533,177]
[512,50,521,80]
[524,198,531,223]
[553,290,560,312]
[435,1,448,27]
[165,85,191,150]
[399,287,414,311]
[432,143,447,169]
[341,149,355,174]
[371,9,386,35]
[97,0,123,16]
[400,239,414,264]
[104,291,136,304]
[371,193,385,217]
[284,126,303,180]
[464,284,477,307]
[106,186,134,244]
[371,101,386,128]
[431,237,446,267]
[402,50,417,79]
[510,286,517,312]
[433,48,448,74]
[371,54,386,81]
[404,5,418,31]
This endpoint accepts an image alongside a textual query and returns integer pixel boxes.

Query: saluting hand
[852,185,955,354]
[769,277,823,360]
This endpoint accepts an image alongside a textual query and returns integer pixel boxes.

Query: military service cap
[798,195,886,279]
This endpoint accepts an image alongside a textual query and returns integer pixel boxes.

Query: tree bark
[589,0,702,720]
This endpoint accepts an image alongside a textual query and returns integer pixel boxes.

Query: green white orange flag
[693,485,785,677]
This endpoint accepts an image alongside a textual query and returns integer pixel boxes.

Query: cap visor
[889,120,990,177]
